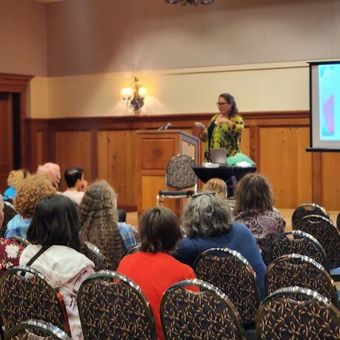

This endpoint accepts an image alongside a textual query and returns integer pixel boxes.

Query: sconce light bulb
[138,87,146,97]
[121,87,133,98]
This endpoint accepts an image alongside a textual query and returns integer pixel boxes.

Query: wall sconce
[121,77,146,113]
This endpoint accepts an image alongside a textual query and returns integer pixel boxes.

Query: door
[0,93,13,192]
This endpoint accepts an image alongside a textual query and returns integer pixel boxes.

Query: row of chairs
[0,247,337,336]
[1,268,339,340]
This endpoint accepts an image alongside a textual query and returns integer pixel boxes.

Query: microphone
[158,122,172,131]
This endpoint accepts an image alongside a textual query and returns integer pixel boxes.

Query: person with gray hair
[174,192,266,298]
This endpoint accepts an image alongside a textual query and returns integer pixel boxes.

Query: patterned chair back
[7,236,31,247]
[291,203,329,227]
[293,214,340,269]
[265,254,338,307]
[0,266,70,335]
[166,154,196,189]
[6,320,71,340]
[160,279,244,340]
[83,241,106,271]
[256,286,340,340]
[193,248,260,326]
[123,243,141,256]
[270,230,329,270]
[77,271,157,340]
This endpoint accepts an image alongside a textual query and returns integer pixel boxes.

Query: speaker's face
[217,96,232,116]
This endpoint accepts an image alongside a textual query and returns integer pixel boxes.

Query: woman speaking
[196,93,244,161]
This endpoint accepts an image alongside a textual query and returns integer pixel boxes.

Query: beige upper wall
[1,0,339,117]
[46,0,340,76]
[1,0,339,77]
[0,0,47,76]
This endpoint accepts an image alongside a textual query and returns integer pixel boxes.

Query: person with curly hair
[175,192,266,298]
[2,168,30,203]
[5,174,56,239]
[79,180,127,270]
[233,173,285,264]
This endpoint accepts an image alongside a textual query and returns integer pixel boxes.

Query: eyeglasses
[216,102,228,106]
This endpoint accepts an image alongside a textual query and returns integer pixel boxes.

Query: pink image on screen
[322,95,334,135]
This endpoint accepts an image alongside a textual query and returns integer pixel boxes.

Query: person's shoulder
[161,252,195,271]
[48,245,94,266]
[231,222,254,236]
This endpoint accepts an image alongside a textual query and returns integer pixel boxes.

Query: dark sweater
[174,222,266,299]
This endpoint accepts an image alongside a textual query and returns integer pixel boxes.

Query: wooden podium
[136,130,200,217]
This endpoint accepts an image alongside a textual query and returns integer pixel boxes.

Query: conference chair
[193,247,260,327]
[265,254,338,307]
[270,230,329,270]
[5,320,71,340]
[123,243,141,256]
[83,241,105,271]
[0,266,70,336]
[291,202,329,227]
[161,279,245,340]
[7,236,30,247]
[156,154,197,206]
[256,286,340,340]
[293,214,340,269]
[77,271,157,340]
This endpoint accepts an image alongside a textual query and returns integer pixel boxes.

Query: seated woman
[174,192,266,298]
[233,173,286,264]
[79,180,136,270]
[2,168,30,203]
[117,207,197,340]
[5,175,56,239]
[202,178,228,201]
[20,195,94,340]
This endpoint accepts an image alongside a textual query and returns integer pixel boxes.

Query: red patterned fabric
[0,238,24,276]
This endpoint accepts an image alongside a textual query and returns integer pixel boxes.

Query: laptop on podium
[209,148,227,165]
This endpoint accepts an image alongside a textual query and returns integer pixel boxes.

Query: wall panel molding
[25,110,340,211]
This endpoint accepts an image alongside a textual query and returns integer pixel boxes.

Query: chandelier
[165,0,215,5]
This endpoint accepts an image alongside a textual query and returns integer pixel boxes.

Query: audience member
[5,175,56,239]
[202,177,228,201]
[1,199,16,237]
[3,168,30,203]
[62,167,87,205]
[20,195,94,339]
[233,173,285,264]
[37,162,61,190]
[117,207,197,340]
[79,180,134,270]
[117,208,127,222]
[175,192,266,298]
[0,194,24,275]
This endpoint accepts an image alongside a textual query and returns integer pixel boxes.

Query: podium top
[136,129,200,141]
[193,165,256,183]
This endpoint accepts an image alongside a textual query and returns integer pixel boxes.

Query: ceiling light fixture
[165,0,215,5]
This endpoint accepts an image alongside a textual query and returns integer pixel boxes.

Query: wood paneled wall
[25,111,340,211]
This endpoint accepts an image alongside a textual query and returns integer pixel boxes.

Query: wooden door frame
[0,73,33,170]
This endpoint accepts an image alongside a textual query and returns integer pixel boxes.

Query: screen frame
[307,60,340,152]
